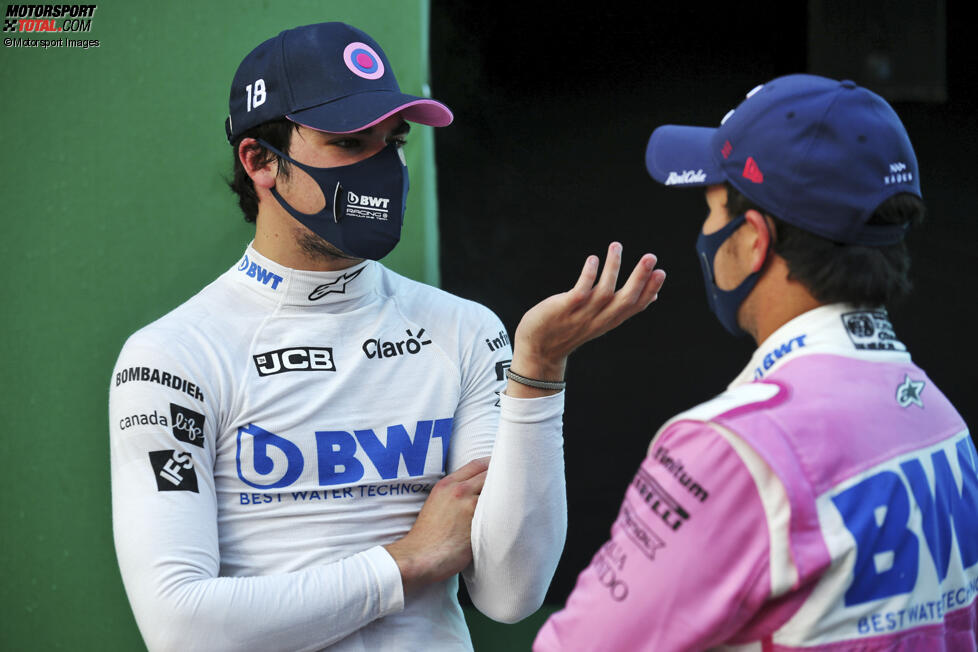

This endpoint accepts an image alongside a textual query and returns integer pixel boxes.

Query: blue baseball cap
[225,22,453,142]
[645,74,921,245]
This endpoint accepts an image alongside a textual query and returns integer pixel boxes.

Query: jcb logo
[253,347,335,377]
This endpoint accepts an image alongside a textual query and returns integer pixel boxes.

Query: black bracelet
[505,368,566,391]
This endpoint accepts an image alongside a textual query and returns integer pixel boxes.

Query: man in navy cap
[535,74,976,650]
[109,22,666,651]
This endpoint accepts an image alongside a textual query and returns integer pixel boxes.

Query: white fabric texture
[109,244,566,651]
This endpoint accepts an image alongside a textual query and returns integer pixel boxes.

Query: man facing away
[535,74,977,650]
[109,22,666,651]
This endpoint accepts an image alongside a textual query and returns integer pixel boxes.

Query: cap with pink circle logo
[226,22,453,142]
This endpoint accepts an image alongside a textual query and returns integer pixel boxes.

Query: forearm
[121,546,401,652]
[463,391,567,622]
[112,458,403,652]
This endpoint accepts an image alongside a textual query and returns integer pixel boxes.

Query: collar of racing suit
[728,304,913,388]
[229,243,378,310]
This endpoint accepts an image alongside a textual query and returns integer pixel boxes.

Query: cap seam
[279,28,296,115]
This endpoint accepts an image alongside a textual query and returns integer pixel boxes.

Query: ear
[238,138,278,190]
[742,209,772,273]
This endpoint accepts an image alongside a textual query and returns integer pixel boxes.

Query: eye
[387,135,408,149]
[329,138,363,149]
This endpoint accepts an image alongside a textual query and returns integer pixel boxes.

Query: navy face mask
[695,213,762,337]
[257,139,409,260]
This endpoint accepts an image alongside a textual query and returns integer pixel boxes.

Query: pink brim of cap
[290,98,453,134]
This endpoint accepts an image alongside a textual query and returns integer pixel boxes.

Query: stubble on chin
[293,227,360,264]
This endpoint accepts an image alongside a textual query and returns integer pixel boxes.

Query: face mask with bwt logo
[258,139,409,260]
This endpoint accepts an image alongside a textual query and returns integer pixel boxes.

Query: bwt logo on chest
[235,418,453,489]
[830,436,978,607]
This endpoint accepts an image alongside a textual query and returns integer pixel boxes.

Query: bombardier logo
[664,169,707,185]
[254,347,336,376]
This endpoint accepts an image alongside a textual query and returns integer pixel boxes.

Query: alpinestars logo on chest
[308,267,364,301]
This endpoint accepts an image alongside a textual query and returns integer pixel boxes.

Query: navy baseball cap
[645,74,921,246]
[225,22,453,142]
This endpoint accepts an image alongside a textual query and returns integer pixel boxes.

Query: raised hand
[507,242,666,397]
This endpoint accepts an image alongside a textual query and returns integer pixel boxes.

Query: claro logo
[362,329,432,360]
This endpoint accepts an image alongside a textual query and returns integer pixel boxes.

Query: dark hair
[228,119,301,223]
[725,182,926,307]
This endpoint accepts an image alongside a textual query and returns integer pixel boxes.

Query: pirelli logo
[632,467,690,532]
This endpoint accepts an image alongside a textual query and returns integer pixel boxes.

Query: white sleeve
[110,339,403,652]
[463,391,567,623]
[444,307,566,623]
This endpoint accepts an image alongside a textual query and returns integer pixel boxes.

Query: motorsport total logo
[3,4,97,33]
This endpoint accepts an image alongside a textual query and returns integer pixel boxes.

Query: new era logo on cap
[742,157,764,184]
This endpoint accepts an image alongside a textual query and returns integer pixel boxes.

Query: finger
[596,242,623,293]
[449,457,490,482]
[615,253,659,305]
[461,469,488,496]
[571,254,600,294]
[640,269,667,306]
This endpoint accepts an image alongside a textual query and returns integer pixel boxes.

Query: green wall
[0,1,524,649]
